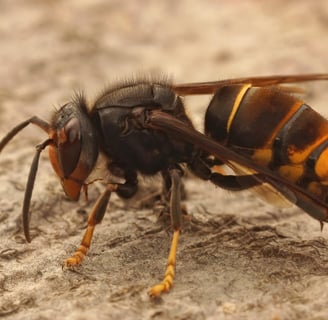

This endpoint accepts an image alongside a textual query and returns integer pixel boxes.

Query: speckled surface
[0,1,328,319]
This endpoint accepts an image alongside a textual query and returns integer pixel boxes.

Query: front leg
[63,183,117,268]
[64,164,139,268]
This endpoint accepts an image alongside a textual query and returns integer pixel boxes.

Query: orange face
[48,143,88,201]
[48,105,98,201]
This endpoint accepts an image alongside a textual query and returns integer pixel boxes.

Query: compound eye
[58,117,82,178]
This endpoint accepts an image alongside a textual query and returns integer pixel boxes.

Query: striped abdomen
[205,85,328,202]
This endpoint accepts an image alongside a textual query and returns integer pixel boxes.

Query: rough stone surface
[0,1,328,319]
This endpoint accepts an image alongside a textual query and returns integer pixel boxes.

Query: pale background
[0,1,328,319]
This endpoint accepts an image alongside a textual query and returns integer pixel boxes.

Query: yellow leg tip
[63,246,88,268]
[63,256,81,268]
[148,230,180,298]
[148,275,174,298]
[148,283,169,298]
